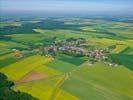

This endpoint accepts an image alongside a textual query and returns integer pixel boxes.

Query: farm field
[0,16,133,100]
[62,62,133,100]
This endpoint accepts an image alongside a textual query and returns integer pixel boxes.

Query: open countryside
[0,0,133,100]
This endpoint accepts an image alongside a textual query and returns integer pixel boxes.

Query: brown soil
[17,71,47,84]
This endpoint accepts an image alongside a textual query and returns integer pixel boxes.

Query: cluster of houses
[88,49,118,67]
[58,39,88,56]
[12,38,118,67]
[104,61,118,67]
[34,38,87,57]
[12,49,23,58]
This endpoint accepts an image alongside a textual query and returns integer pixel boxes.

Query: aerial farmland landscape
[0,0,133,100]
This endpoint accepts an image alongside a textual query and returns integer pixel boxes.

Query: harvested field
[17,71,47,84]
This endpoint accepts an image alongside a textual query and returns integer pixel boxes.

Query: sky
[0,0,133,16]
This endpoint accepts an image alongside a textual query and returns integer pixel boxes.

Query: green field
[0,55,52,80]
[109,54,133,70]
[14,78,79,100]
[0,17,133,100]
[0,22,21,28]
[62,62,133,100]
[47,59,77,73]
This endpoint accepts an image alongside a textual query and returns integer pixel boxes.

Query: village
[12,38,118,67]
